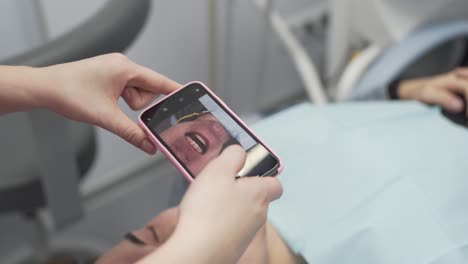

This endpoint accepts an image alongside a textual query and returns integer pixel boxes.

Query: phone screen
[141,83,280,179]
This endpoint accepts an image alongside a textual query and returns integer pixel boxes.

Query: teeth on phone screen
[186,136,203,153]
[195,134,206,146]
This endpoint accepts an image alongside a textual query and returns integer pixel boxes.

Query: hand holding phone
[139,81,282,181]
[135,145,283,264]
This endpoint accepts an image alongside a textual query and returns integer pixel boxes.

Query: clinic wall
[40,0,309,113]
[1,0,321,111]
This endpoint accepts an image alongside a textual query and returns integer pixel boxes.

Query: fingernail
[451,99,464,111]
[141,139,156,154]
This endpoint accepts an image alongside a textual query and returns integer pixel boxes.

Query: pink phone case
[138,81,283,182]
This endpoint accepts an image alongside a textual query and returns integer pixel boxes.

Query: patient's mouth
[185,132,207,154]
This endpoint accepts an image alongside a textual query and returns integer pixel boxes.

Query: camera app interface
[143,84,279,178]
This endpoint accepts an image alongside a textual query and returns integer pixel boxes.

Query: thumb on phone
[198,145,247,181]
[105,108,157,154]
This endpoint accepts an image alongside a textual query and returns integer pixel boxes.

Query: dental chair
[0,0,150,263]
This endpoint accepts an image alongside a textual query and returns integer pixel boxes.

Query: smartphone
[139,81,283,182]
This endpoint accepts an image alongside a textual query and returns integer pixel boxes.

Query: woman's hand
[138,145,283,264]
[33,53,181,154]
[398,68,468,115]
[177,145,282,262]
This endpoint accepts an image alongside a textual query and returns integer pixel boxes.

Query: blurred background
[1,0,467,263]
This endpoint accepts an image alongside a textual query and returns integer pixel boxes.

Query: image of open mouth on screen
[143,84,279,179]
